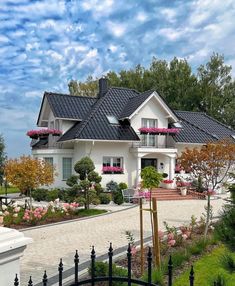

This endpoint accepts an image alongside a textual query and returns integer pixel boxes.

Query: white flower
[2,205,7,211]
[0,211,3,216]
[55,198,60,203]
[13,213,18,218]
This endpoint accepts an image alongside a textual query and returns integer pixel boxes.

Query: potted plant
[161,179,174,189]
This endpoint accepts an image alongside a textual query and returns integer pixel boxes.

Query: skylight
[231,135,235,140]
[106,115,119,125]
[172,122,183,128]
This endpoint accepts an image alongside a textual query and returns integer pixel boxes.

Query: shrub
[46,189,59,201]
[99,193,111,204]
[171,250,190,268]
[89,261,128,286]
[74,157,95,180]
[188,238,208,255]
[211,274,227,286]
[162,173,168,178]
[32,188,48,202]
[220,252,235,273]
[118,182,128,190]
[106,180,118,192]
[113,190,123,205]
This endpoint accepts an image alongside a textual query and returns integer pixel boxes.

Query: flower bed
[0,201,106,229]
[116,218,217,285]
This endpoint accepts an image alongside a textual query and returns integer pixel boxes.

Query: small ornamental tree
[73,157,101,209]
[141,166,163,266]
[179,139,235,237]
[5,156,55,208]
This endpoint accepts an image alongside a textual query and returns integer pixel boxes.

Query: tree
[0,134,6,186]
[141,166,163,267]
[197,53,235,128]
[73,156,101,209]
[68,76,98,97]
[215,184,235,251]
[179,139,235,237]
[5,156,55,208]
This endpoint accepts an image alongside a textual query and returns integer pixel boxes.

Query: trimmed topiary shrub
[31,188,48,201]
[99,193,111,204]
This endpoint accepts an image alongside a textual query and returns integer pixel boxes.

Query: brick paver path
[20,196,226,285]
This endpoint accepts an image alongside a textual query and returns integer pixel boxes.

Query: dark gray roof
[119,90,154,119]
[59,87,141,142]
[174,111,235,143]
[38,92,97,124]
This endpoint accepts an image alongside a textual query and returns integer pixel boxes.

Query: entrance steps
[151,188,197,201]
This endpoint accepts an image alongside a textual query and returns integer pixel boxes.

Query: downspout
[88,141,95,157]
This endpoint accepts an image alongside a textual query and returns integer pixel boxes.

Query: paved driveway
[20,196,226,285]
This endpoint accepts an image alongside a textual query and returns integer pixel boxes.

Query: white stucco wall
[74,141,137,187]
[32,148,74,188]
[131,96,169,147]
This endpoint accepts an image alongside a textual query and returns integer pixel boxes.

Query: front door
[141,158,157,170]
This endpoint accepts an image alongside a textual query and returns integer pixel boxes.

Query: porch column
[168,156,176,180]
[136,156,142,187]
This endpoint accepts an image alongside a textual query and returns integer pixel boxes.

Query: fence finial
[42,270,47,286]
[14,274,19,286]
[74,250,79,284]
[168,255,173,286]
[28,276,33,286]
[189,265,194,286]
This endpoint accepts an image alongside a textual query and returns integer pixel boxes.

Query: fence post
[91,246,96,286]
[42,270,47,286]
[168,255,173,286]
[147,247,152,285]
[58,259,63,286]
[127,243,132,286]
[28,276,33,286]
[74,250,79,285]
[108,243,113,286]
[189,265,194,286]
[14,274,19,286]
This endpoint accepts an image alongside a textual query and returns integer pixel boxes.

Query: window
[106,115,119,125]
[50,121,54,129]
[102,157,123,174]
[141,118,157,147]
[62,158,72,180]
[44,157,53,166]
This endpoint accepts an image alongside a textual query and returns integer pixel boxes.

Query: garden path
[20,196,227,285]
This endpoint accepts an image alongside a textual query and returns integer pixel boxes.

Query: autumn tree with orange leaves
[5,156,55,197]
[179,139,235,237]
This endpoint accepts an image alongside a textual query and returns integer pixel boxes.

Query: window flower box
[102,166,124,174]
[138,127,180,135]
[26,129,62,139]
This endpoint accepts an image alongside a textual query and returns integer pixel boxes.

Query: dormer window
[106,115,119,125]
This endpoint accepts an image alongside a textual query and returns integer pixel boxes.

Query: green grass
[75,209,107,217]
[0,186,20,195]
[174,245,235,286]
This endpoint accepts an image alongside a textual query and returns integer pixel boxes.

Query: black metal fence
[14,243,195,286]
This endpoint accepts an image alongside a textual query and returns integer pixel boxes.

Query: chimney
[98,77,108,98]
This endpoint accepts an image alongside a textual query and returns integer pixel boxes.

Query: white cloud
[109,44,118,53]
[24,91,42,98]
[160,8,177,23]
[136,12,148,22]
[0,35,10,43]
[107,21,126,37]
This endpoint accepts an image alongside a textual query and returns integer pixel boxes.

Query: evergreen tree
[215,184,235,251]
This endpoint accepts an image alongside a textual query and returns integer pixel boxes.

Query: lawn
[174,245,235,286]
[0,186,19,195]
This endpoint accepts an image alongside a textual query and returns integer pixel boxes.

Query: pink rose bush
[2,201,80,227]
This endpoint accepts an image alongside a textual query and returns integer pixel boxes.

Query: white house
[30,78,235,188]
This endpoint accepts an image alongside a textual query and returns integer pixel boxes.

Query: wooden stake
[152,197,161,267]
[139,198,144,275]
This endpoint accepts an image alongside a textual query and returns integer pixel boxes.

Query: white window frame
[141,118,158,147]
[62,157,72,180]
[102,156,124,174]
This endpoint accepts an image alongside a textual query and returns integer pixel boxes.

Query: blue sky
[0,0,235,158]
